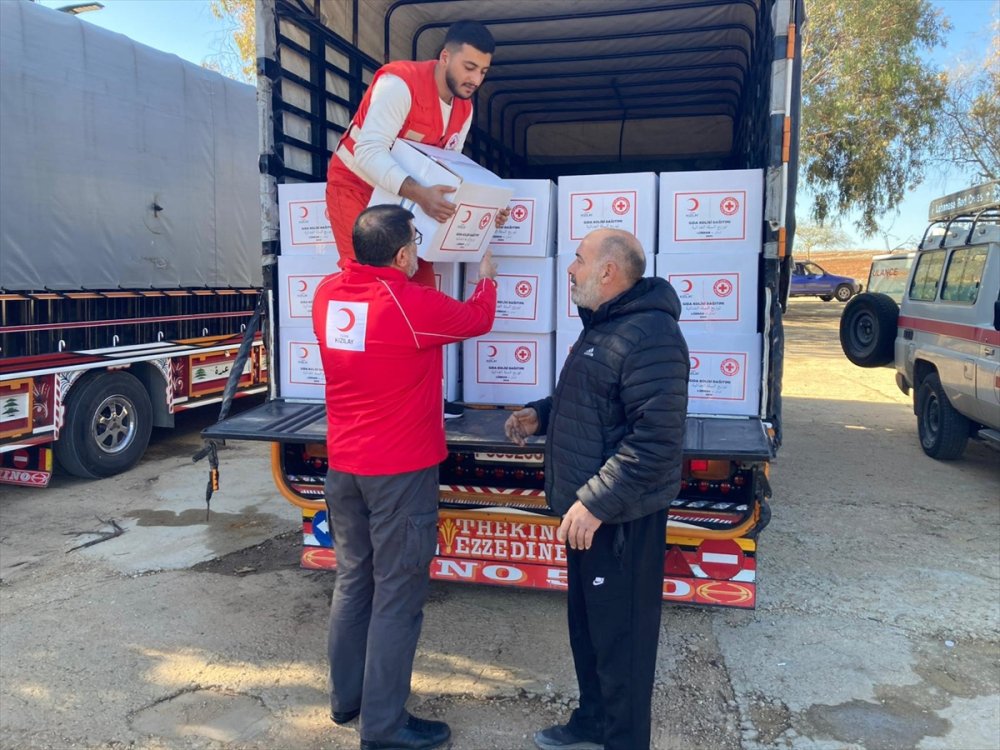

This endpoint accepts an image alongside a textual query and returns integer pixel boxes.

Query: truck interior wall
[0,1,261,292]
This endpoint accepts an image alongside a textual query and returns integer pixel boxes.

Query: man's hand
[557,500,602,550]
[416,184,457,222]
[495,206,511,229]
[479,249,498,281]
[504,407,539,447]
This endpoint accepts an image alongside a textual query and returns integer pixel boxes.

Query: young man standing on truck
[505,229,689,750]
[325,20,508,288]
[312,205,497,750]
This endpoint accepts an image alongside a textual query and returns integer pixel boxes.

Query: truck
[204,0,804,609]
[0,0,266,487]
[840,182,1000,459]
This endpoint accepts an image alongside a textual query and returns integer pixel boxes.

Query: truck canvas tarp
[0,0,266,488]
[204,0,804,609]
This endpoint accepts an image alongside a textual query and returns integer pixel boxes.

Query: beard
[445,68,476,100]
[569,274,601,310]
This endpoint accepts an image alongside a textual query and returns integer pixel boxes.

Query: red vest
[327,60,472,190]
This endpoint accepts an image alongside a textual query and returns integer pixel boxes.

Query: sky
[34,0,999,250]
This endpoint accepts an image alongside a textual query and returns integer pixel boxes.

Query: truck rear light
[685,459,731,480]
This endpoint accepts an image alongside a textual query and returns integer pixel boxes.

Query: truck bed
[202,401,773,460]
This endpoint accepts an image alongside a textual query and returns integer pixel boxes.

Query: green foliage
[802,0,948,234]
[794,223,853,258]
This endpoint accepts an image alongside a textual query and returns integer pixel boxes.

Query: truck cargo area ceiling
[299,0,771,173]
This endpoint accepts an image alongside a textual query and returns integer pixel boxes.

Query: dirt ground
[1,299,998,750]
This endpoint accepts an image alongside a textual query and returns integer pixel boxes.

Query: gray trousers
[324,466,439,740]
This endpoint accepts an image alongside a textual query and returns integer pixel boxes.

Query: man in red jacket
[312,204,497,750]
[326,20,507,287]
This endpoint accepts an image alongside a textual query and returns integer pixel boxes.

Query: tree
[794,224,852,259]
[935,24,999,181]
[801,0,948,235]
[206,0,255,84]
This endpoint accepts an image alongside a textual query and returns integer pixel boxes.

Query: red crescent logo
[680,279,694,293]
[486,345,498,357]
[581,198,594,211]
[687,197,700,211]
[297,280,309,292]
[689,356,701,370]
[336,307,356,332]
[461,209,473,223]
[298,206,309,219]
[298,347,310,359]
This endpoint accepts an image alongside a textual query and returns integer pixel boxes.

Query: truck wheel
[54,372,153,479]
[835,284,854,302]
[819,295,833,302]
[916,373,970,460]
[839,292,898,367]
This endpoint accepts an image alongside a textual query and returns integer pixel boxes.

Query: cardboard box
[463,257,555,333]
[279,326,326,401]
[555,329,580,381]
[556,252,654,331]
[686,334,762,417]
[433,262,462,299]
[278,254,340,327]
[443,343,459,402]
[558,173,658,254]
[462,333,554,405]
[489,179,557,257]
[368,140,513,263]
[655,252,758,334]
[278,183,338,256]
[658,169,763,254]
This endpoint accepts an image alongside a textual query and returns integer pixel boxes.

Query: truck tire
[916,373,970,460]
[54,372,153,479]
[835,284,854,302]
[839,292,898,367]
[819,295,833,302]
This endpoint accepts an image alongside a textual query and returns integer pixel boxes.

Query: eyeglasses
[410,229,423,246]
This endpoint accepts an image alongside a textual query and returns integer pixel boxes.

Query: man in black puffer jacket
[505,228,688,750]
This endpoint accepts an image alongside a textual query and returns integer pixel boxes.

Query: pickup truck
[840,182,1000,459]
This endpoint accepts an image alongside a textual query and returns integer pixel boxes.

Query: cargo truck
[0,0,266,487]
[204,0,803,609]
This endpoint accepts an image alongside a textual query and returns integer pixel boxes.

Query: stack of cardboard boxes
[276,182,339,400]
[655,169,763,416]
[462,180,557,405]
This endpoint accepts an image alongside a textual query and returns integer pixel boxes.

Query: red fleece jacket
[312,260,496,475]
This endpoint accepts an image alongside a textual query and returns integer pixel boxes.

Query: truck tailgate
[203,402,773,460]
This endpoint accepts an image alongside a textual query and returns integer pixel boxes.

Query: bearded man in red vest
[326,21,507,288]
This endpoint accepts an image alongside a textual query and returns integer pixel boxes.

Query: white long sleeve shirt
[351,74,473,195]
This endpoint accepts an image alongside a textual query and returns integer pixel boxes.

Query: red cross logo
[515,346,532,363]
[611,196,631,215]
[720,358,740,376]
[515,280,533,298]
[479,213,493,230]
[713,279,734,298]
[719,196,740,216]
[511,204,529,222]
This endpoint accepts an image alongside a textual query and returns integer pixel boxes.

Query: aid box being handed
[368,140,513,263]
[462,333,554,405]
[490,179,557,257]
[558,173,658,254]
[463,257,555,333]
[279,183,338,256]
[658,169,763,254]
[654,252,758,334]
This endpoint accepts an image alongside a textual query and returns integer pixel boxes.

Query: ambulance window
[941,246,989,303]
[908,250,946,301]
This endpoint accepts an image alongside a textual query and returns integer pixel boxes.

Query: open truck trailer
[204,0,803,609]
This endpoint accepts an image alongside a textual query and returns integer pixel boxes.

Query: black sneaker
[330,708,359,725]
[533,723,603,750]
[360,713,450,750]
[444,401,465,420]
